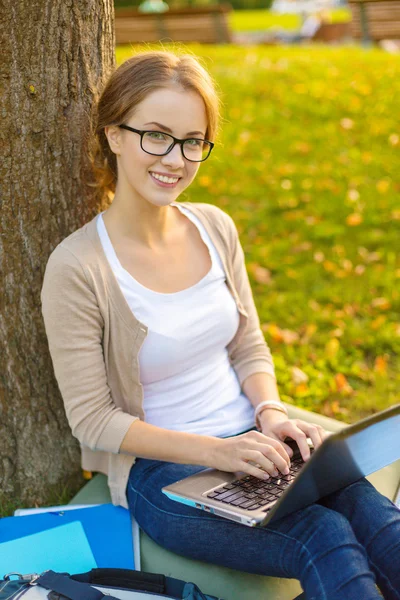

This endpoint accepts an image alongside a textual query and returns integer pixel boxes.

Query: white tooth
[152,173,178,184]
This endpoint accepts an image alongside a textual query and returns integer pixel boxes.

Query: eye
[146,131,169,141]
[185,139,203,148]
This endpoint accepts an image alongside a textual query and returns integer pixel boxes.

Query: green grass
[0,477,85,518]
[116,44,400,424]
[228,8,351,32]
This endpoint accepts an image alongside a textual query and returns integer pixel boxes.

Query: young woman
[41,50,400,600]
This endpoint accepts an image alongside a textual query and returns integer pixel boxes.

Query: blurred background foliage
[228,7,350,31]
[114,1,351,32]
[115,0,275,12]
[116,44,400,424]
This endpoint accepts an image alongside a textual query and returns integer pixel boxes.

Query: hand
[208,430,292,480]
[259,409,329,462]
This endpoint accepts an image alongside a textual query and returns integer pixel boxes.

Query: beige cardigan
[41,201,276,508]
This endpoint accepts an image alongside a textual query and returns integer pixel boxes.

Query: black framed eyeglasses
[118,124,214,162]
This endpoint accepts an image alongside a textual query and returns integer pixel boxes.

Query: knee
[290,505,376,598]
[300,503,354,542]
[292,504,361,571]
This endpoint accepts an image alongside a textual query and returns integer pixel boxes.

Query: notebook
[0,521,97,575]
[1,504,135,569]
[163,404,400,527]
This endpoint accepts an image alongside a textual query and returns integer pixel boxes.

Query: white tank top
[97,202,255,437]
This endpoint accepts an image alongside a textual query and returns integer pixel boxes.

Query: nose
[161,142,185,169]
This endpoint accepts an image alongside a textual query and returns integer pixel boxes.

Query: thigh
[126,459,362,580]
[318,477,400,541]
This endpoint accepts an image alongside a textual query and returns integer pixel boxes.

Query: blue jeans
[127,459,400,600]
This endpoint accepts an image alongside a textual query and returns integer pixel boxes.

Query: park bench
[114,5,232,45]
[69,404,400,600]
[348,0,400,43]
[311,21,352,42]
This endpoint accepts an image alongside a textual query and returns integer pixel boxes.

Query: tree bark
[0,0,115,508]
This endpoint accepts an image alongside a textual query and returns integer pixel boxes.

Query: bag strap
[37,569,211,600]
[35,571,120,600]
[73,568,169,594]
[73,569,186,598]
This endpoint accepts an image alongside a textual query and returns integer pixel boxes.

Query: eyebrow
[143,122,205,137]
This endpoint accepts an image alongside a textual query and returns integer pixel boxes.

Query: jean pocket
[128,458,164,491]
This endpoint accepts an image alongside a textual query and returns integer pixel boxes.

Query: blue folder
[0,521,97,575]
[0,504,134,569]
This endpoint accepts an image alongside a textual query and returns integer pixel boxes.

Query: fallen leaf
[331,328,344,337]
[248,263,272,285]
[376,179,391,194]
[314,251,325,263]
[335,373,353,394]
[371,315,387,330]
[326,338,340,358]
[281,329,300,344]
[347,189,360,202]
[371,297,391,310]
[346,213,363,226]
[294,383,309,396]
[340,118,354,130]
[374,356,388,374]
[300,323,318,344]
[331,400,341,414]
[198,176,211,187]
[264,323,284,343]
[291,366,309,385]
[293,242,312,253]
[323,260,336,272]
[342,259,353,272]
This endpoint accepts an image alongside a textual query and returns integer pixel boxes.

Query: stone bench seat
[70,405,400,600]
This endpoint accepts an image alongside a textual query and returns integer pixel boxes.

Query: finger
[270,436,294,459]
[257,445,291,475]
[245,450,279,477]
[239,460,272,481]
[295,421,330,449]
[258,434,292,466]
[298,422,324,450]
[321,428,332,441]
[281,422,310,461]
[281,441,294,458]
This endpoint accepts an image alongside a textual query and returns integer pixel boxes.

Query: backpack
[0,568,223,600]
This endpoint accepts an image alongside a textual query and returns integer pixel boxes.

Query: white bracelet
[254,400,288,430]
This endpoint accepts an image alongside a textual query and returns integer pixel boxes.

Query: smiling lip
[150,171,182,178]
[149,171,181,188]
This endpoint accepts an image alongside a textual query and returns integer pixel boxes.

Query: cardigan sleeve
[41,246,138,453]
[224,212,276,386]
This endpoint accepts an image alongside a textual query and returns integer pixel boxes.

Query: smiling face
[105,85,208,209]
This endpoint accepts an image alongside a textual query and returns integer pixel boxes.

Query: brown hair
[88,50,221,201]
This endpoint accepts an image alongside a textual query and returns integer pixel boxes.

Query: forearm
[119,418,220,466]
[242,372,281,408]
[242,371,288,429]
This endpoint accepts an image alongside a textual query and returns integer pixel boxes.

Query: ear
[105,125,122,156]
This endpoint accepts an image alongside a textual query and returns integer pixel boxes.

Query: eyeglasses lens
[142,132,211,162]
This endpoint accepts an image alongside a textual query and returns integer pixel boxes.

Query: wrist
[204,435,224,469]
[255,400,288,430]
[259,407,288,427]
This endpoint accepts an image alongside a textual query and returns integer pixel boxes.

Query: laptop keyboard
[205,451,312,511]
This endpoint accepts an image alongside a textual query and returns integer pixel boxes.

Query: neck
[103,194,181,251]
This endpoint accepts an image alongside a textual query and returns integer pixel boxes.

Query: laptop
[162,404,400,527]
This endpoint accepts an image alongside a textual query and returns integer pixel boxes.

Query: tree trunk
[0,0,115,509]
